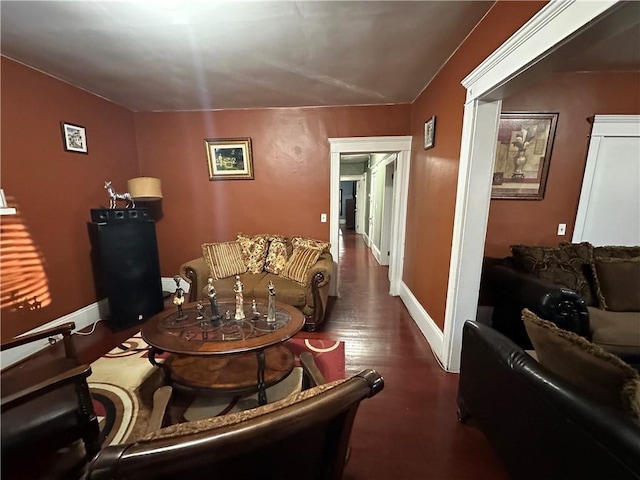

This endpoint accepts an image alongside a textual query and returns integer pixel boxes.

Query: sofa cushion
[594,245,640,261]
[255,274,307,308]
[587,307,640,356]
[523,309,640,418]
[281,246,323,286]
[593,258,640,311]
[264,236,290,275]
[291,236,330,253]
[237,234,269,274]
[511,242,595,306]
[202,242,247,280]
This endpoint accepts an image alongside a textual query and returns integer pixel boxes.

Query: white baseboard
[1,299,109,368]
[371,243,382,264]
[363,233,370,247]
[399,281,445,368]
[2,276,183,368]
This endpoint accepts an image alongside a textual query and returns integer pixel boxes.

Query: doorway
[443,1,631,372]
[329,136,412,297]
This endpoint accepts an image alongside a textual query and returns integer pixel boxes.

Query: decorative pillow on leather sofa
[202,241,247,280]
[594,245,640,261]
[511,243,595,305]
[522,309,640,418]
[594,258,640,311]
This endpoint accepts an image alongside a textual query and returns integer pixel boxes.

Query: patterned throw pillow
[281,245,323,286]
[291,236,330,253]
[511,242,595,306]
[237,234,269,274]
[202,241,247,280]
[264,237,290,275]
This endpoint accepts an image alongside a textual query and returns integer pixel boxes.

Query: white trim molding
[399,282,444,365]
[444,0,623,372]
[329,136,412,298]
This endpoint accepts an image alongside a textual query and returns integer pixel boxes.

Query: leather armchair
[458,321,640,480]
[83,368,384,480]
[1,322,100,480]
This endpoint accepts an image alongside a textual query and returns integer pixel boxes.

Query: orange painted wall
[405,1,547,329]
[134,105,411,275]
[1,57,139,340]
[485,71,640,258]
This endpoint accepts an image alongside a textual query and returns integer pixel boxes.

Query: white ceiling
[0,1,494,112]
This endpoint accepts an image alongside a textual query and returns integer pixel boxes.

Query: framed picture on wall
[204,137,254,180]
[424,116,436,150]
[60,122,88,154]
[491,112,558,200]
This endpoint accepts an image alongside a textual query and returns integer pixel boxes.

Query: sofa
[486,242,640,366]
[458,319,640,480]
[179,234,333,331]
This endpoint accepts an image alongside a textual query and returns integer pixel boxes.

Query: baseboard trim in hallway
[399,281,445,366]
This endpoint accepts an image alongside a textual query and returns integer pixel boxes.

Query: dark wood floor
[22,228,508,479]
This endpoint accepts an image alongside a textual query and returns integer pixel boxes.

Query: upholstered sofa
[486,242,640,366]
[458,318,640,480]
[179,234,333,331]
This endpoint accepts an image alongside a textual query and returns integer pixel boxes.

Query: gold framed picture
[204,137,254,180]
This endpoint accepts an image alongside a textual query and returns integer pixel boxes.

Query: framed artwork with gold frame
[204,137,254,180]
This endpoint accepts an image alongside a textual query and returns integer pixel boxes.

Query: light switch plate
[320,213,327,223]
[557,223,566,235]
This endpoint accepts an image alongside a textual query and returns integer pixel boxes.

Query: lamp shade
[127,177,163,201]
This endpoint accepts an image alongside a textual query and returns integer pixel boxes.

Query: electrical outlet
[320,213,327,223]
[557,223,566,236]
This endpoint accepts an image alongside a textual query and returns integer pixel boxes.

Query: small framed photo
[204,137,254,180]
[61,122,88,154]
[424,116,436,150]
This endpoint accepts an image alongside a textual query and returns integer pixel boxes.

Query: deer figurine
[104,181,135,209]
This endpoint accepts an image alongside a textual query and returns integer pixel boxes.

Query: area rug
[89,332,344,447]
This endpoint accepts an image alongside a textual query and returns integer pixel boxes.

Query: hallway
[326,228,508,479]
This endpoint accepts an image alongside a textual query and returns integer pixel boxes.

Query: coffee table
[141,299,305,405]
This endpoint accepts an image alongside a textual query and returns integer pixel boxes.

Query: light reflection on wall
[1,201,51,312]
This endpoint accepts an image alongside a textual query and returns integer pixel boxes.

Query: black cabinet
[88,208,163,330]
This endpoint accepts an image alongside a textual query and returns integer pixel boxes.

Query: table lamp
[127,177,163,201]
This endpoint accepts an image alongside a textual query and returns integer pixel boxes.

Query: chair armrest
[1,364,92,412]
[489,264,590,336]
[1,322,76,351]
[179,257,209,303]
[300,352,327,387]
[145,386,173,435]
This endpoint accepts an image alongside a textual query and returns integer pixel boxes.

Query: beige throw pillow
[202,241,247,280]
[522,309,640,418]
[281,245,323,286]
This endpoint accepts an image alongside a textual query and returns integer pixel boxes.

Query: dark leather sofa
[457,320,640,480]
[486,258,590,349]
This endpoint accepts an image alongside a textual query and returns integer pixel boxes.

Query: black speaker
[88,208,164,330]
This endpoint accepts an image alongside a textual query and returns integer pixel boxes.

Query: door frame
[329,136,412,297]
[442,0,621,372]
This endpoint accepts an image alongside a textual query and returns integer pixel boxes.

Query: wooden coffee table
[141,299,305,405]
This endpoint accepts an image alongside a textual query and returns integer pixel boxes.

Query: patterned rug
[89,332,345,447]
